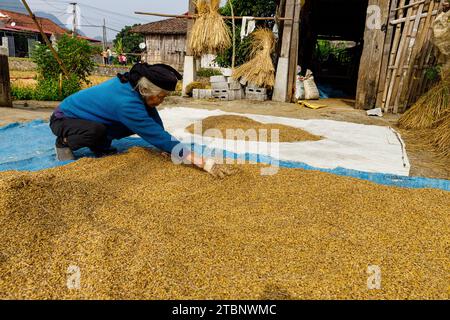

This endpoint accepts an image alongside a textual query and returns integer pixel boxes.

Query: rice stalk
[398,72,450,129]
[432,110,450,157]
[232,28,276,88]
[189,0,231,56]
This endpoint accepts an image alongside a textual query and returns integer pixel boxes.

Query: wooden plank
[376,0,400,110]
[272,0,296,102]
[0,54,12,108]
[185,0,196,57]
[286,0,302,102]
[355,0,391,110]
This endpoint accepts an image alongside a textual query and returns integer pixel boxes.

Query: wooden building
[0,9,100,58]
[273,0,445,113]
[132,17,188,70]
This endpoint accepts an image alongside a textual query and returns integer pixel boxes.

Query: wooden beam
[355,0,391,110]
[134,11,293,21]
[272,0,296,102]
[182,0,197,96]
[286,0,302,102]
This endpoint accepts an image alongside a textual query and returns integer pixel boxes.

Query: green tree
[215,0,277,67]
[113,24,144,63]
[30,34,100,100]
[32,34,99,85]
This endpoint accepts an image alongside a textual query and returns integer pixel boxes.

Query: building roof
[131,17,188,35]
[0,9,67,35]
[0,9,100,42]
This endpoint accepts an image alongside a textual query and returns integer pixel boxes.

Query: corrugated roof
[131,17,187,35]
[0,9,101,42]
[0,9,67,35]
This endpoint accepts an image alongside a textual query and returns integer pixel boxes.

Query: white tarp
[158,107,411,176]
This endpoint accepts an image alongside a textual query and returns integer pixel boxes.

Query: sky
[1,0,192,40]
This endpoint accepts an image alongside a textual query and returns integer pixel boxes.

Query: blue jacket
[59,77,181,154]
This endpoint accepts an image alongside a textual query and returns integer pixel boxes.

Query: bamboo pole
[377,0,399,111]
[391,4,419,113]
[134,11,293,21]
[381,0,406,112]
[395,1,424,112]
[404,0,435,106]
[385,2,418,113]
[20,0,70,79]
[229,0,236,69]
[394,0,426,11]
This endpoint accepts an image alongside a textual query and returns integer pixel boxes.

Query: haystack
[433,110,450,157]
[189,0,231,56]
[398,72,449,129]
[232,29,276,88]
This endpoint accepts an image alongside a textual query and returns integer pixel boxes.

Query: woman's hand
[184,153,238,179]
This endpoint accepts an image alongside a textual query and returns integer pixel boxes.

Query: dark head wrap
[117,63,183,92]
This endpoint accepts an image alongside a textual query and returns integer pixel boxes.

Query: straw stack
[189,0,231,56]
[232,29,276,88]
[433,110,450,157]
[398,72,450,129]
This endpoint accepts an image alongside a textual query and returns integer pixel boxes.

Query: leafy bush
[31,34,99,89]
[11,77,81,101]
[197,68,223,78]
[11,85,34,100]
[33,76,81,101]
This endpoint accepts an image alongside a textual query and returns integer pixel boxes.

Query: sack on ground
[303,69,320,100]
[295,76,305,100]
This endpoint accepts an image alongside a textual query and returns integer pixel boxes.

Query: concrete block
[245,92,268,101]
[228,78,242,90]
[211,81,229,90]
[246,86,267,95]
[192,89,213,99]
[228,88,244,100]
[210,75,226,83]
[212,89,229,101]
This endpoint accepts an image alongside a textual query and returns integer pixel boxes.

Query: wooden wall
[145,34,186,71]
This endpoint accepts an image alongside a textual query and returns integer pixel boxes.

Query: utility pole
[102,18,107,50]
[70,2,77,37]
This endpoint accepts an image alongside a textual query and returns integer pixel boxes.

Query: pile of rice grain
[185,115,322,142]
[0,147,449,299]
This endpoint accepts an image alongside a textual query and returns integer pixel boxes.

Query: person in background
[49,63,234,178]
[101,49,108,65]
[107,47,112,65]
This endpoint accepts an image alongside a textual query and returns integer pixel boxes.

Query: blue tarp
[1,120,449,191]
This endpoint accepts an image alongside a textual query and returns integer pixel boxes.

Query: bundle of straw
[189,0,231,56]
[398,72,450,129]
[432,110,450,157]
[232,28,276,88]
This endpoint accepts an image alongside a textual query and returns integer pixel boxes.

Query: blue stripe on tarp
[0,120,449,191]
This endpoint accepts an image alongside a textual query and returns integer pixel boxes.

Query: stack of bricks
[192,89,213,99]
[245,85,268,101]
[210,75,229,101]
[228,78,244,100]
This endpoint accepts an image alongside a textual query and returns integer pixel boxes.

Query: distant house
[132,16,219,71]
[0,9,100,58]
[131,17,188,70]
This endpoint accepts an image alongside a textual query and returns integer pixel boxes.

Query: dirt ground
[1,97,449,180]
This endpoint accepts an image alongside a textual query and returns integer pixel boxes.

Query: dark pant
[49,114,133,151]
